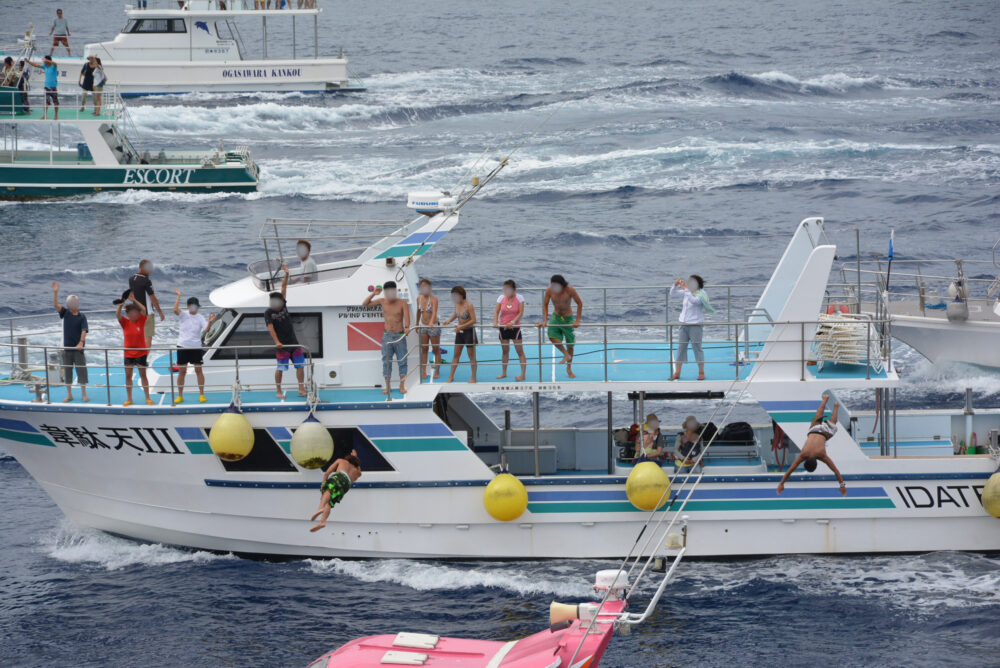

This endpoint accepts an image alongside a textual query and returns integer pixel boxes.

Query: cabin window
[126,18,187,33]
[213,312,324,360]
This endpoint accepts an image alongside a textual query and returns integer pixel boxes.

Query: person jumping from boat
[442,285,477,384]
[670,274,714,381]
[363,280,411,396]
[172,288,211,404]
[416,278,443,380]
[116,299,153,406]
[309,450,363,532]
[776,394,847,496]
[52,281,89,403]
[266,265,308,400]
[538,274,582,378]
[493,279,527,381]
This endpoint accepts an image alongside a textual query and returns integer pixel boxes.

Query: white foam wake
[304,558,595,598]
[43,521,235,571]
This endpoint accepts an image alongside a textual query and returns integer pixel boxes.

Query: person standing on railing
[266,265,308,400]
[442,286,477,384]
[537,274,582,379]
[363,281,411,396]
[493,279,527,381]
[51,281,89,403]
[416,278,443,380]
[24,55,60,120]
[669,274,715,381]
[124,259,165,349]
[116,299,153,406]
[49,8,72,56]
[172,288,211,404]
[776,394,847,496]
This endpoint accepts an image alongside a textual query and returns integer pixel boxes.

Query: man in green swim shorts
[309,450,363,532]
[537,274,583,378]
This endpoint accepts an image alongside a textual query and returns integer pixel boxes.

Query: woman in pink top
[492,279,527,381]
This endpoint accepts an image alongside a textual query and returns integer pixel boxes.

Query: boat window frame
[211,311,324,361]
[125,18,188,34]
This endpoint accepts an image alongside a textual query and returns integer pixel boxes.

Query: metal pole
[665,288,669,342]
[892,387,897,458]
[603,324,608,382]
[532,391,540,477]
[262,16,267,59]
[43,346,50,403]
[537,324,543,383]
[104,349,111,406]
[292,15,296,59]
[727,286,731,340]
[314,15,318,59]
[799,322,805,382]
[169,349,175,405]
[607,391,614,474]
[855,228,862,314]
[638,391,645,436]
[668,322,673,371]
[503,409,510,467]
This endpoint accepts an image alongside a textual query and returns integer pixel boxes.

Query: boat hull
[891,314,1000,367]
[3,404,998,558]
[0,163,258,198]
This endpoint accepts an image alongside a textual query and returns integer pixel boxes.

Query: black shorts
[499,327,522,341]
[44,87,58,105]
[124,355,148,367]
[176,348,204,365]
[455,328,477,346]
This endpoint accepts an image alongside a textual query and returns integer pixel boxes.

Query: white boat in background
[14,0,362,96]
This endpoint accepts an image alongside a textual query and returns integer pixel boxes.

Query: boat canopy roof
[125,0,321,17]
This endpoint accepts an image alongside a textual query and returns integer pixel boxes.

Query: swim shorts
[276,347,305,370]
[124,355,148,367]
[322,470,352,507]
[499,327,522,341]
[455,328,477,346]
[547,313,576,344]
[176,348,204,365]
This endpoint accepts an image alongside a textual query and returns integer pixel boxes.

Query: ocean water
[2,0,1000,665]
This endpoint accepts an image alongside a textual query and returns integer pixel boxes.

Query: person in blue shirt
[25,55,60,119]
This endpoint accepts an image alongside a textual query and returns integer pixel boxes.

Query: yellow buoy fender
[208,404,255,462]
[626,461,671,511]
[291,415,335,469]
[982,472,1000,519]
[483,473,529,522]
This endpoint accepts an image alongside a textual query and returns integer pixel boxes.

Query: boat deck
[1,106,118,123]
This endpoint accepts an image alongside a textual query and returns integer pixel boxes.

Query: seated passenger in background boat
[291,239,318,284]
[172,288,211,404]
[634,413,666,461]
[1,58,15,87]
[538,274,582,379]
[266,265,308,399]
[116,300,152,406]
[493,279,527,381]
[673,416,704,474]
[363,280,410,396]
[777,394,847,496]
[670,274,714,381]
[443,285,478,384]
[416,278,443,380]
[52,281,89,403]
[309,450,363,532]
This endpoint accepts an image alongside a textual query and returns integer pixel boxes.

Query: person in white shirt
[292,239,319,283]
[172,288,212,403]
[669,274,715,381]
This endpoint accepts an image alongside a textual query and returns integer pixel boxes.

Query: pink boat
[310,571,633,668]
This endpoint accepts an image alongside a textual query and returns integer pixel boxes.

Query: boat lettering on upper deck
[221,68,303,79]
[124,168,194,186]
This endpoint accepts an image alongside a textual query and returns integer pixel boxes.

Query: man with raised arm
[52,281,89,403]
[363,280,411,396]
[537,274,583,378]
[265,264,307,399]
[777,394,847,496]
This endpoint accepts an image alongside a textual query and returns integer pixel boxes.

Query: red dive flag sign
[346,321,385,351]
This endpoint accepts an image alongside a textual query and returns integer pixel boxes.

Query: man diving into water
[309,450,363,532]
[776,394,847,496]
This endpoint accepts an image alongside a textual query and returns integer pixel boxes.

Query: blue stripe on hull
[360,423,453,438]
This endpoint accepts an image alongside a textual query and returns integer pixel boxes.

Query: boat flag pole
[886,229,894,294]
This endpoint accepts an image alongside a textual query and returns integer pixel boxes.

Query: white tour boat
[1,176,999,557]
[15,0,361,96]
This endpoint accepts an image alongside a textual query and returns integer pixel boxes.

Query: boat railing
[127,1,319,12]
[836,259,1000,315]
[0,83,126,123]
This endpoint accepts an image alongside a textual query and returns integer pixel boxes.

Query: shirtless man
[537,274,583,378]
[363,280,411,396]
[777,394,847,496]
[309,450,363,532]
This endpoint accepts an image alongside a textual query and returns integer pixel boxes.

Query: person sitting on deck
[52,281,89,403]
[634,413,665,461]
[309,450,363,532]
[116,299,152,406]
[673,415,704,474]
[363,280,411,396]
[291,239,318,284]
[537,274,582,379]
[776,394,847,496]
[266,265,308,399]
[172,288,212,404]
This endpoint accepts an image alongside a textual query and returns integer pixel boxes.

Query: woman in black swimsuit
[442,285,477,383]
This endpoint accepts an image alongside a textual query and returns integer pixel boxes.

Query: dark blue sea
[2,0,999,665]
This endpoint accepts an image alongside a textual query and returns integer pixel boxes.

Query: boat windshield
[203,308,237,346]
[122,18,187,34]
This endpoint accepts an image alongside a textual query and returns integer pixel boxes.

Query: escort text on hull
[1,171,999,557]
[38,0,362,96]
